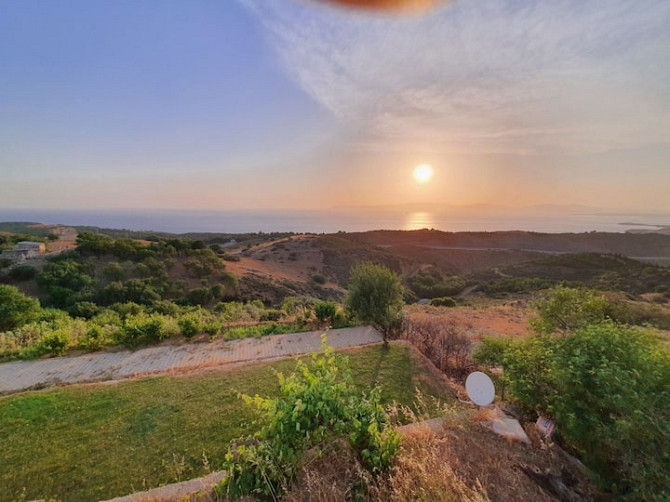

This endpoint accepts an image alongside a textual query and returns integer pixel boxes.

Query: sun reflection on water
[403,211,435,230]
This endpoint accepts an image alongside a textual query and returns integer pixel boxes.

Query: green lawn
[0,344,450,502]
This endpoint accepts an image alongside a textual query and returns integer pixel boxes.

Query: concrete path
[0,326,382,395]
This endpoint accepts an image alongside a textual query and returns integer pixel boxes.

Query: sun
[413,164,434,183]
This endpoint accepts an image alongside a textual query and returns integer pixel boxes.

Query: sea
[0,208,669,235]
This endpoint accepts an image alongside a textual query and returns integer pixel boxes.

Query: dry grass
[283,404,600,502]
[371,425,490,502]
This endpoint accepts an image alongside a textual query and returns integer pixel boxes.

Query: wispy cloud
[241,0,670,156]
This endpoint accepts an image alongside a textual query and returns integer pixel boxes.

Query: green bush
[182,287,214,306]
[77,324,114,351]
[311,274,326,284]
[531,286,611,334]
[503,323,670,498]
[430,296,457,307]
[110,302,144,319]
[202,321,222,337]
[40,330,70,356]
[102,262,126,281]
[314,301,337,324]
[346,263,404,339]
[68,301,101,320]
[407,269,466,299]
[263,309,283,322]
[472,336,515,367]
[120,314,167,345]
[223,323,302,341]
[218,339,400,499]
[9,265,37,281]
[177,314,201,338]
[0,285,41,332]
[479,277,555,296]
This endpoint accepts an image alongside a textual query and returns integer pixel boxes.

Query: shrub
[110,302,144,319]
[177,314,201,338]
[40,329,71,356]
[472,336,516,367]
[503,323,670,498]
[202,321,222,337]
[215,301,265,323]
[68,301,101,320]
[182,287,214,306]
[150,300,182,317]
[218,339,400,499]
[102,262,126,281]
[77,324,113,351]
[120,314,167,345]
[407,269,466,299]
[9,265,37,281]
[96,279,161,306]
[0,285,41,332]
[314,301,337,324]
[430,296,457,307]
[403,311,473,375]
[530,286,610,334]
[263,308,283,322]
[222,323,301,341]
[311,274,326,284]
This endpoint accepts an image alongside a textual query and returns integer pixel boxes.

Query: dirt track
[0,326,382,395]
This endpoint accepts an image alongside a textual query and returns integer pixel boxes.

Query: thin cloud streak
[242,0,670,156]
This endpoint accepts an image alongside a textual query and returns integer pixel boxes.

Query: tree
[503,322,670,497]
[0,285,41,332]
[531,286,610,334]
[346,262,404,340]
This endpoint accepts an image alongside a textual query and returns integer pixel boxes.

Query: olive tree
[346,262,404,341]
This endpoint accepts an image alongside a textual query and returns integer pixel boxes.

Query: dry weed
[402,311,474,376]
[371,427,490,502]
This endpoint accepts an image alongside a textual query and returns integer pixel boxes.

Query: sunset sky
[1,0,669,212]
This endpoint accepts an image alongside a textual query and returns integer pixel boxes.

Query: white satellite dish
[465,371,495,407]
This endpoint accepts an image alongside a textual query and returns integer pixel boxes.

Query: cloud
[241,0,670,156]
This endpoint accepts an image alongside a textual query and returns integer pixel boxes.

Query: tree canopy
[346,262,404,339]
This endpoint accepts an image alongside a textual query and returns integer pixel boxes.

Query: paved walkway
[0,326,382,395]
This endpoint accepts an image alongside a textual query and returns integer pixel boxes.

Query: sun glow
[413,164,434,183]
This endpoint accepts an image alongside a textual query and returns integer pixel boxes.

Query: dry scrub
[402,310,473,376]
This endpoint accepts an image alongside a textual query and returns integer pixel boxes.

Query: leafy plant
[8,265,37,281]
[430,296,457,307]
[218,338,400,499]
[502,323,670,498]
[346,262,404,340]
[314,301,337,325]
[407,269,466,299]
[119,313,167,345]
[40,329,71,356]
[177,314,201,338]
[0,285,41,332]
[530,286,611,334]
[472,336,516,367]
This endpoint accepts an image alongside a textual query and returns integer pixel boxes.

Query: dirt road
[0,326,382,395]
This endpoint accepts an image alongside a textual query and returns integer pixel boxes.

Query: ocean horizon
[1,208,669,235]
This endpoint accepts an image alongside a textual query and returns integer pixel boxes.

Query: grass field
[0,344,450,502]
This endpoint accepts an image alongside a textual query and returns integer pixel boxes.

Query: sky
[1,0,669,212]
